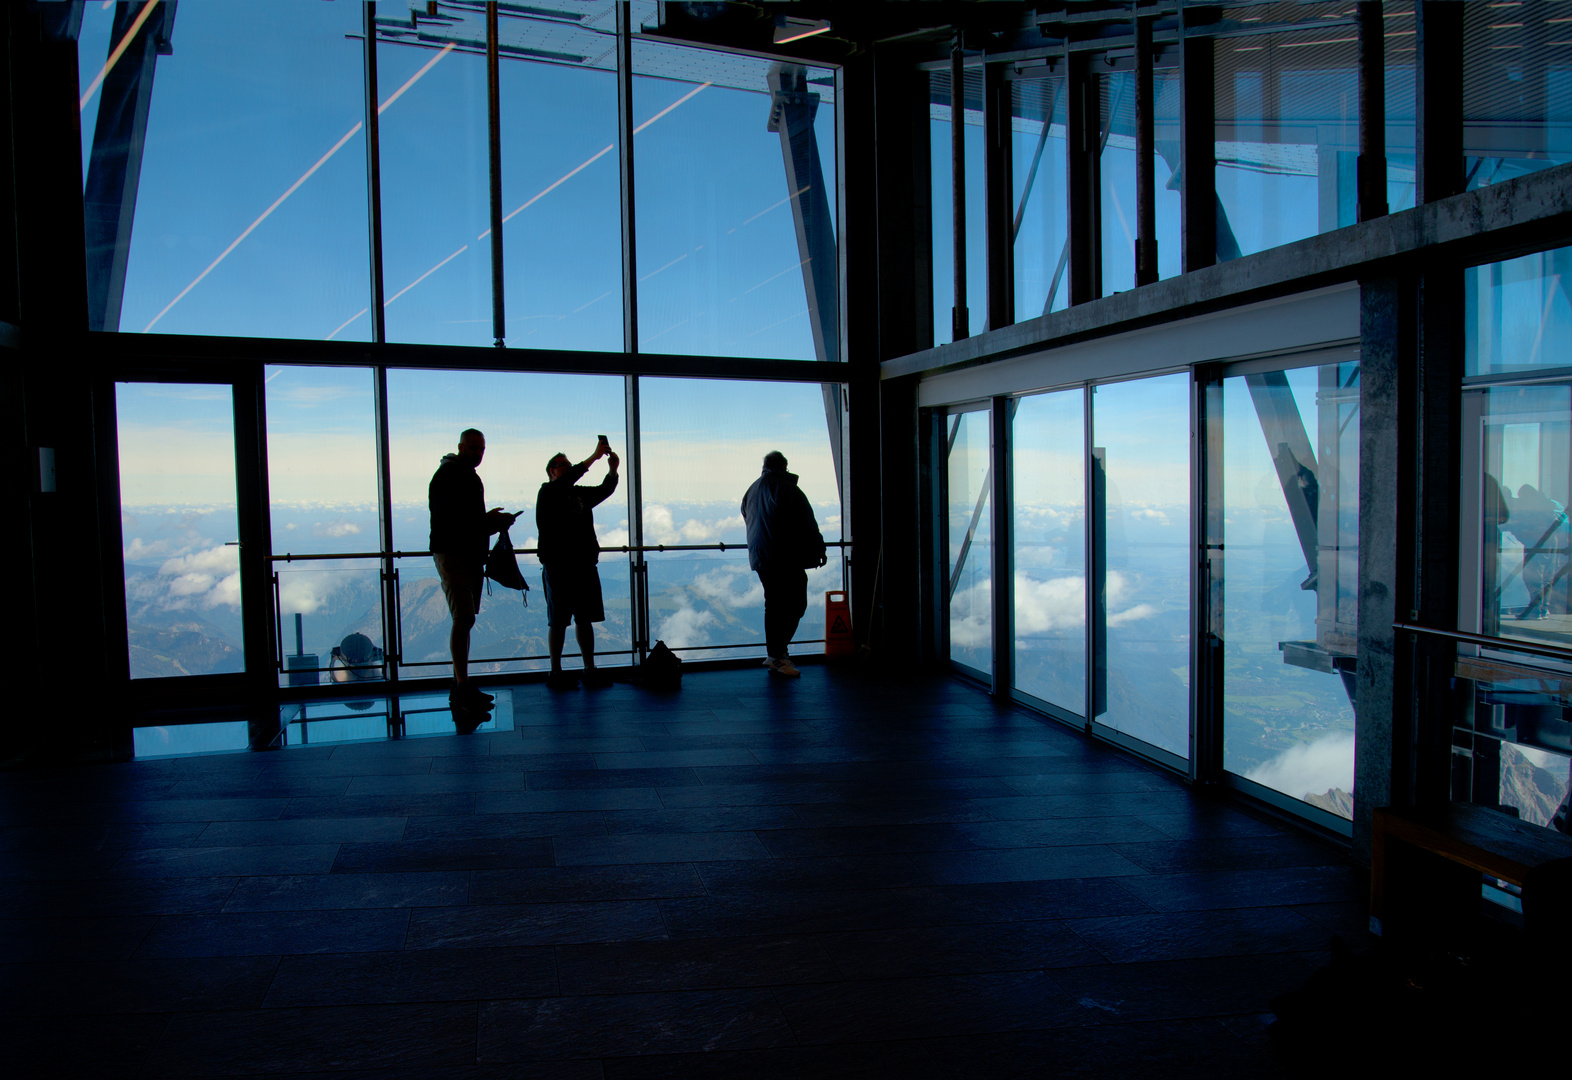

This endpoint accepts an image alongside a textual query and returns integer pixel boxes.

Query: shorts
[542,563,605,628]
[433,553,482,623]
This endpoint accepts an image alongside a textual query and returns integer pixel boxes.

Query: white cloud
[691,565,765,609]
[314,521,362,538]
[1014,573,1085,633]
[1245,731,1356,802]
[1107,603,1160,627]
[277,570,347,617]
[1131,507,1170,526]
[143,544,243,611]
[643,504,746,545]
[656,602,717,649]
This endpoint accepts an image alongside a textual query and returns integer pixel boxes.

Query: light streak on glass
[80,0,160,113]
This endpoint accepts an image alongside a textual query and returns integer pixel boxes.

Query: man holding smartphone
[537,437,619,688]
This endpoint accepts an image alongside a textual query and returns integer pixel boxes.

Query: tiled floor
[0,666,1366,1077]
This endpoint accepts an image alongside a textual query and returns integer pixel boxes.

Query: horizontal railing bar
[1393,622,1572,666]
[269,540,851,563]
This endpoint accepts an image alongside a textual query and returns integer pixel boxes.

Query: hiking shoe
[545,671,580,690]
[770,657,801,678]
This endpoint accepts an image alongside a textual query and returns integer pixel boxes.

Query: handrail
[1393,621,1572,666]
[267,539,852,563]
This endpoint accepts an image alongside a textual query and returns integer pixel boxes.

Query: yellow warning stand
[824,590,853,658]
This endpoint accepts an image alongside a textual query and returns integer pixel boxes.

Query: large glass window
[86,1,370,338]
[633,42,838,360]
[1012,389,1086,716]
[1092,374,1191,759]
[639,377,844,661]
[1099,68,1184,294]
[117,383,245,679]
[385,370,630,677]
[1216,361,1360,821]
[1466,243,1572,377]
[1211,7,1358,259]
[946,406,993,676]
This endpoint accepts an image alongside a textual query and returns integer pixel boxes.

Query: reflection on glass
[1465,245,1572,377]
[1012,389,1085,714]
[640,377,843,659]
[1463,2,1572,192]
[266,366,379,556]
[1212,17,1357,258]
[947,409,992,675]
[94,1,369,338]
[1012,73,1068,317]
[1100,71,1137,295]
[133,722,250,758]
[932,67,987,343]
[117,383,245,679]
[1477,383,1572,648]
[1220,363,1361,819]
[633,41,837,360]
[1092,375,1189,758]
[1450,644,1572,835]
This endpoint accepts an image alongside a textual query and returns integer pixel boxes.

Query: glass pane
[1012,74,1069,317]
[265,365,380,556]
[377,17,491,346]
[1477,383,1572,648]
[639,378,844,660]
[1212,9,1358,259]
[633,41,838,360]
[1385,0,1418,214]
[947,409,992,675]
[1012,389,1086,715]
[1101,70,1137,296]
[385,370,631,675]
[1465,244,1572,377]
[1092,375,1190,758]
[89,1,370,338]
[932,66,986,343]
[1154,68,1184,280]
[276,559,386,691]
[1220,363,1361,820]
[497,3,622,352]
[117,383,244,679]
[1464,1,1572,192]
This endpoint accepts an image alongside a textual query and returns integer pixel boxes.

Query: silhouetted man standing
[429,429,516,709]
[538,439,619,688]
[742,450,826,678]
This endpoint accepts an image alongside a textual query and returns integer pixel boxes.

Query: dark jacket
[741,467,826,573]
[428,454,487,563]
[536,462,618,566]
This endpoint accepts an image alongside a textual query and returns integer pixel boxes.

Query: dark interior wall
[5,5,118,759]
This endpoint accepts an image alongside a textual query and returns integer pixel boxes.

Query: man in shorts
[538,438,619,688]
[429,429,517,709]
[742,450,827,677]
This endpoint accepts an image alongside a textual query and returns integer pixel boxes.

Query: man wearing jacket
[429,429,516,708]
[741,450,827,678]
[538,439,619,688]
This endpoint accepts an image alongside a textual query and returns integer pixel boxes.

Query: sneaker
[454,683,494,704]
[761,657,776,669]
[545,671,580,690]
[771,657,801,678]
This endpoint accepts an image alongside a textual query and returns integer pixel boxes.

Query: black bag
[485,527,530,605]
[643,639,682,690]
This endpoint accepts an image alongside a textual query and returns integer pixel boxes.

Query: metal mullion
[991,396,1013,696]
[1083,385,1097,731]
[374,364,398,686]
[617,0,638,353]
[364,2,386,344]
[1135,12,1158,287]
[625,375,646,664]
[1178,2,1217,271]
[486,1,505,347]
[951,35,969,342]
[1356,1,1387,221]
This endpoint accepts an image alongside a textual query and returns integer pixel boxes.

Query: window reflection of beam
[143,43,457,334]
